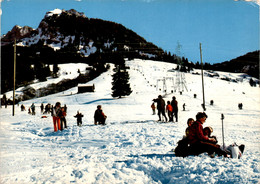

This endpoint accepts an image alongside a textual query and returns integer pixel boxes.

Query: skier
[166,101,173,122]
[31,103,35,115]
[187,112,228,157]
[153,95,167,122]
[60,107,67,130]
[94,105,107,125]
[74,111,84,126]
[171,96,178,122]
[151,102,156,115]
[238,103,243,110]
[52,102,62,132]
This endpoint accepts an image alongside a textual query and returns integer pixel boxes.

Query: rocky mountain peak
[1,25,34,45]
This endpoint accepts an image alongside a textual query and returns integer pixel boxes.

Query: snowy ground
[0,59,259,184]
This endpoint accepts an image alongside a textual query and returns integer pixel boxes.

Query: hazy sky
[1,0,259,64]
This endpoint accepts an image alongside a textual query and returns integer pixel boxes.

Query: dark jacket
[153,98,165,110]
[94,109,106,121]
[187,120,209,144]
[52,106,62,117]
[171,100,178,111]
[74,113,83,121]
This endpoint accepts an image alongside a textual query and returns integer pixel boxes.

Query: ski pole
[221,114,225,150]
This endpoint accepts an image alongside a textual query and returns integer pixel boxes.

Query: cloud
[234,0,260,6]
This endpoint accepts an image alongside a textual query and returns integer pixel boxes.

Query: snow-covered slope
[0,59,259,183]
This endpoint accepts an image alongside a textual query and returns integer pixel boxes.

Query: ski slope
[0,59,259,184]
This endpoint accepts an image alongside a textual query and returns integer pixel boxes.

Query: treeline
[1,43,107,94]
[192,50,259,78]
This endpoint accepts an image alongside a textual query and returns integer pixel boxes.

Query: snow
[4,63,89,100]
[1,59,259,183]
[46,9,63,17]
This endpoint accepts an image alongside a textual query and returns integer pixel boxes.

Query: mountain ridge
[1,8,163,58]
[1,8,259,94]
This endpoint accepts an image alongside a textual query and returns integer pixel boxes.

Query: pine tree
[111,60,132,98]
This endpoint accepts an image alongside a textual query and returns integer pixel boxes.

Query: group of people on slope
[71,105,107,128]
[152,95,178,122]
[20,103,36,115]
[175,112,245,158]
[52,103,107,132]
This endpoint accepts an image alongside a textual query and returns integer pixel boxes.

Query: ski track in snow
[0,59,260,184]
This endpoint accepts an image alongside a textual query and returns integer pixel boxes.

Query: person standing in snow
[94,105,107,125]
[52,102,62,132]
[166,101,173,122]
[21,104,26,111]
[64,104,67,113]
[171,96,178,122]
[187,112,228,157]
[151,102,156,115]
[3,94,7,108]
[40,103,44,113]
[60,107,67,130]
[31,103,35,115]
[153,95,167,122]
[74,111,84,126]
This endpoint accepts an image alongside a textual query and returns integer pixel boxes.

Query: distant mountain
[1,9,163,58]
[212,50,259,78]
[1,25,35,46]
[1,9,166,94]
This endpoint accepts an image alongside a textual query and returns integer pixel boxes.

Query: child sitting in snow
[203,126,218,144]
[185,118,194,137]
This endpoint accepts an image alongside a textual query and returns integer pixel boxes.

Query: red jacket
[166,104,173,112]
[187,120,209,144]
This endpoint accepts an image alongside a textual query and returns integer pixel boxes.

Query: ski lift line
[165,44,240,52]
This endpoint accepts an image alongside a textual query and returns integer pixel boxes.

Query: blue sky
[1,0,259,64]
